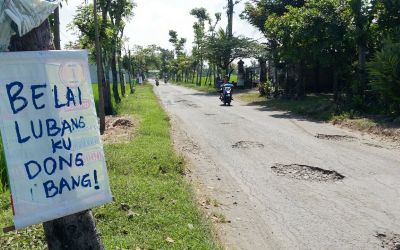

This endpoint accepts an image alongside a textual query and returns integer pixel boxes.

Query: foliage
[367,34,400,114]
[257,80,272,96]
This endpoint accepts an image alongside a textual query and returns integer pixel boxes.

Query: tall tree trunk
[199,61,204,86]
[100,5,113,114]
[9,20,104,250]
[259,58,267,83]
[53,7,61,50]
[94,0,105,134]
[205,67,210,86]
[128,49,134,94]
[118,48,125,97]
[195,65,200,85]
[111,44,121,103]
[103,53,113,115]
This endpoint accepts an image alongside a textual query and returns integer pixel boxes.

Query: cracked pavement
[153,82,400,250]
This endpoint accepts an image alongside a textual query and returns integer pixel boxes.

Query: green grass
[173,81,218,94]
[0,84,218,249]
[237,92,337,121]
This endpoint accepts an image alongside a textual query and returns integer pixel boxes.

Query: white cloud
[60,0,263,51]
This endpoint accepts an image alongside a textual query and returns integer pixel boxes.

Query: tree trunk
[259,58,267,83]
[111,45,121,103]
[53,7,61,50]
[9,19,103,250]
[128,49,134,94]
[93,0,105,134]
[101,5,113,114]
[118,49,125,97]
[199,61,204,86]
[43,210,103,250]
[103,53,113,115]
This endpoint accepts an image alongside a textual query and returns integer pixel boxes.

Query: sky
[59,0,264,52]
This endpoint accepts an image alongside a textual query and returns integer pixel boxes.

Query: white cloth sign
[0,50,112,229]
[0,0,60,51]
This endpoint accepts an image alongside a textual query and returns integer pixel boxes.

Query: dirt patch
[375,232,400,250]
[333,118,400,144]
[271,164,345,182]
[315,134,356,141]
[102,116,137,144]
[232,141,265,149]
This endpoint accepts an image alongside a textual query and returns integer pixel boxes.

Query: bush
[258,80,273,96]
[367,35,400,114]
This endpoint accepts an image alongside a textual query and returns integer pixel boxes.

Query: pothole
[221,122,232,125]
[364,143,384,149]
[232,141,264,149]
[204,113,216,116]
[315,134,356,141]
[375,232,400,250]
[271,164,345,182]
[186,103,199,108]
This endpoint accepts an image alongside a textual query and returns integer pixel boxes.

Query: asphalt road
[153,82,400,250]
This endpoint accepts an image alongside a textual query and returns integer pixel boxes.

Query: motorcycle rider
[219,75,234,100]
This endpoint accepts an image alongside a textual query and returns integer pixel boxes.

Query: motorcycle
[219,83,234,106]
[155,79,159,86]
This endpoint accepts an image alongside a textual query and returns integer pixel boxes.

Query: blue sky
[60,0,264,52]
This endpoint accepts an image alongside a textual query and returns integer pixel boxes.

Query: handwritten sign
[0,50,112,229]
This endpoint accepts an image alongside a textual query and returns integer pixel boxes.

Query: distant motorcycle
[155,79,159,86]
[219,83,234,106]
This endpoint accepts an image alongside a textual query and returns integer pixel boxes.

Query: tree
[108,0,136,102]
[190,7,210,85]
[367,33,400,114]
[69,3,113,115]
[9,19,103,250]
[206,28,253,77]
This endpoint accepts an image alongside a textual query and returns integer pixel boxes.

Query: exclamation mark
[94,170,100,190]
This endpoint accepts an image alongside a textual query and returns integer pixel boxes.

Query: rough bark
[43,210,103,250]
[9,21,54,51]
[9,18,103,250]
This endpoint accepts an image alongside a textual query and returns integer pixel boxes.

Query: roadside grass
[0,84,218,249]
[173,81,218,94]
[171,74,238,94]
[237,92,336,121]
[236,92,400,134]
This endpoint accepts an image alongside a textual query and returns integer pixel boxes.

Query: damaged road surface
[154,83,400,250]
